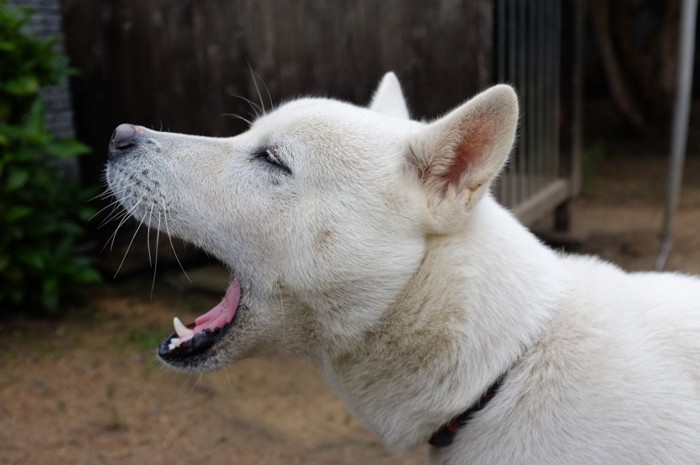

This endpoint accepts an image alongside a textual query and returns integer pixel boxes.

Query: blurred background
[1,1,698,464]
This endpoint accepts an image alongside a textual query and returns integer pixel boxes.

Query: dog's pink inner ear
[443,118,496,189]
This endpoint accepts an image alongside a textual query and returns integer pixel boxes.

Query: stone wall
[7,0,79,175]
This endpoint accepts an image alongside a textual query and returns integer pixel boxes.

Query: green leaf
[23,98,45,133]
[0,39,17,52]
[75,267,101,284]
[4,206,31,223]
[18,248,44,270]
[6,168,29,190]
[57,221,84,238]
[44,139,90,159]
[0,100,10,121]
[2,75,39,96]
[76,205,97,222]
[0,123,27,140]
[42,276,59,310]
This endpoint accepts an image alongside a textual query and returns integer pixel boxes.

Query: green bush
[0,1,100,315]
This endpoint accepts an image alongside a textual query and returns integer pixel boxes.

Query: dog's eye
[257,149,291,175]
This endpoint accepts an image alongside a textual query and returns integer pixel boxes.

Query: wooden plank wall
[59,0,493,182]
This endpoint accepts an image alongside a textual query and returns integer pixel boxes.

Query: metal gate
[494,0,581,227]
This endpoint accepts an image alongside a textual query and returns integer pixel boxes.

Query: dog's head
[106,73,518,371]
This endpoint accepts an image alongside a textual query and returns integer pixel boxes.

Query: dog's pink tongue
[192,280,240,333]
[169,280,240,350]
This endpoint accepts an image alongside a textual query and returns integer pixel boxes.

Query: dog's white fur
[107,73,700,464]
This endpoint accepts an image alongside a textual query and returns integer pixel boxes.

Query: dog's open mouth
[158,279,240,361]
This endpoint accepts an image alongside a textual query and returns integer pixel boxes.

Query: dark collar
[428,373,507,447]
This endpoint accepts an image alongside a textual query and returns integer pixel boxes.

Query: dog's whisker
[229,91,264,118]
[113,213,146,278]
[256,70,274,112]
[98,208,131,255]
[99,208,133,254]
[278,289,286,346]
[100,211,129,253]
[248,66,274,112]
[103,202,144,257]
[97,186,121,200]
[95,183,143,227]
[88,187,113,203]
[163,200,191,283]
[222,112,254,127]
[146,203,155,267]
[105,214,130,252]
[223,367,234,390]
[178,370,195,394]
[230,92,262,112]
[187,372,205,396]
[248,63,266,115]
[96,205,123,229]
[90,196,129,223]
[108,193,147,251]
[98,204,131,230]
[151,213,162,298]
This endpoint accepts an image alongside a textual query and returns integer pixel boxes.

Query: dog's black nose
[109,123,141,159]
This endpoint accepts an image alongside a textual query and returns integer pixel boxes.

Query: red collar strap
[428,373,507,447]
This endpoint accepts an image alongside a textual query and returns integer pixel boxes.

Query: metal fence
[494,0,579,227]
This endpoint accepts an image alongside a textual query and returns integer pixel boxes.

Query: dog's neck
[321,196,568,451]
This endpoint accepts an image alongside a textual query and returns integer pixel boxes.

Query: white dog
[107,73,700,464]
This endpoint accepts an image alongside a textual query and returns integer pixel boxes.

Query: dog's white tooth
[168,337,182,351]
[173,317,194,338]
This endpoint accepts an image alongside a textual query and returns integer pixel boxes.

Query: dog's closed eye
[256,148,292,175]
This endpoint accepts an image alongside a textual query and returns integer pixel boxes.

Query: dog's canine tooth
[173,317,193,338]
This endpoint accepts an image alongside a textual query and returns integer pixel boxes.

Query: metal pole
[656,0,698,270]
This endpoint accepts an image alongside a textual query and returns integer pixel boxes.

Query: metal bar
[537,0,544,191]
[509,0,518,208]
[540,1,557,188]
[657,0,698,270]
[496,0,509,207]
[518,0,527,205]
[538,0,544,192]
[513,178,570,226]
[494,0,567,216]
[553,0,561,181]
[546,0,555,185]
[497,0,505,83]
[528,0,534,197]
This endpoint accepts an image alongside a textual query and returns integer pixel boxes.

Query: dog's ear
[369,72,410,119]
[408,85,518,230]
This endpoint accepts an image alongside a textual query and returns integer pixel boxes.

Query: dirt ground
[1,154,699,465]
